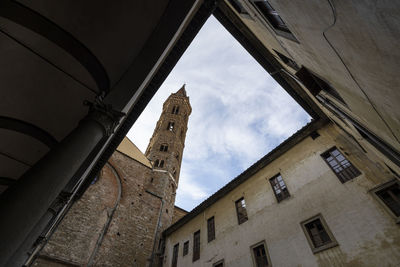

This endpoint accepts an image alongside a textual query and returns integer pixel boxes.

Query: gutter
[146,189,164,267]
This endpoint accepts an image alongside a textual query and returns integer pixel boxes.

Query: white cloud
[128,16,310,210]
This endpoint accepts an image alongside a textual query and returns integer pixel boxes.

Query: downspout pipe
[87,162,122,267]
[146,189,164,267]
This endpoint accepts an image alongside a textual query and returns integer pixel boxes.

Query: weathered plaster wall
[164,124,400,267]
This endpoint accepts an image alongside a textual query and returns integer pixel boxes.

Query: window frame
[213,259,225,267]
[250,0,298,42]
[321,147,361,183]
[300,214,338,254]
[171,243,179,267]
[235,197,249,224]
[183,240,189,256]
[269,173,290,202]
[250,240,271,267]
[207,216,215,242]
[370,179,400,223]
[193,230,200,262]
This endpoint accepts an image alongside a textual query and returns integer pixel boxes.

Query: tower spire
[175,83,187,96]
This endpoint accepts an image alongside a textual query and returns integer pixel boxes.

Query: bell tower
[145,84,191,186]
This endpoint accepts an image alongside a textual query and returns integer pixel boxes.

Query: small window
[172,105,180,115]
[269,174,290,202]
[296,67,347,105]
[175,152,180,161]
[167,122,175,131]
[207,216,215,242]
[273,49,299,71]
[154,159,164,168]
[193,230,200,262]
[213,259,224,267]
[301,214,338,253]
[235,197,248,224]
[321,147,361,183]
[251,0,296,41]
[183,241,189,256]
[159,160,164,168]
[251,241,270,267]
[373,180,400,222]
[160,144,168,152]
[172,243,179,267]
[228,0,249,15]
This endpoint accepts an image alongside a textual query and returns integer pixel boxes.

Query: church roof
[116,137,152,168]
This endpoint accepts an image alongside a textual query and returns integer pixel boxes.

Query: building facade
[32,87,191,267]
[162,122,400,267]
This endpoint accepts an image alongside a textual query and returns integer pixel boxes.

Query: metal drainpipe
[87,162,122,267]
[146,189,164,267]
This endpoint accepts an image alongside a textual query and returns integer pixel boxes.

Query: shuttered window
[193,230,200,262]
[171,243,179,267]
[207,216,215,242]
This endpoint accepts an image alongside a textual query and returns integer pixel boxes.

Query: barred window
[183,241,189,256]
[207,216,215,242]
[269,174,290,202]
[235,197,248,224]
[321,147,360,183]
[171,243,179,267]
[193,230,200,262]
[301,214,338,253]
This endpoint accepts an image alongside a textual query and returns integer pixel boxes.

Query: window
[251,241,270,267]
[213,259,224,267]
[296,67,347,105]
[235,197,248,224]
[193,230,200,262]
[269,174,290,202]
[159,144,168,152]
[167,122,175,131]
[251,0,296,41]
[172,105,180,115]
[273,49,299,71]
[301,214,338,253]
[373,180,400,222]
[228,0,249,15]
[172,243,179,267]
[321,147,361,183]
[154,159,164,168]
[175,152,180,161]
[207,216,215,242]
[183,241,189,256]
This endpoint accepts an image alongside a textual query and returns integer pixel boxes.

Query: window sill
[311,242,338,254]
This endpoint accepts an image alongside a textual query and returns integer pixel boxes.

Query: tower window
[171,243,179,267]
[154,159,164,168]
[301,214,338,253]
[193,230,200,262]
[167,122,175,131]
[207,216,215,242]
[269,174,290,202]
[160,144,168,152]
[321,147,361,183]
[235,197,248,224]
[175,152,180,161]
[172,105,180,115]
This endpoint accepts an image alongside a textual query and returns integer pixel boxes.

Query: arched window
[160,144,168,152]
[171,105,180,115]
[167,122,175,131]
[154,159,159,167]
[159,160,164,168]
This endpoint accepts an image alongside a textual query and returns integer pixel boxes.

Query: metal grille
[376,183,400,216]
[171,243,179,267]
[235,198,248,224]
[253,244,269,267]
[207,217,215,242]
[183,241,189,256]
[193,230,200,262]
[322,147,360,183]
[269,174,290,202]
[305,219,332,248]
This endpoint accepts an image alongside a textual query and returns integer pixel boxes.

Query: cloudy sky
[127,16,310,211]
